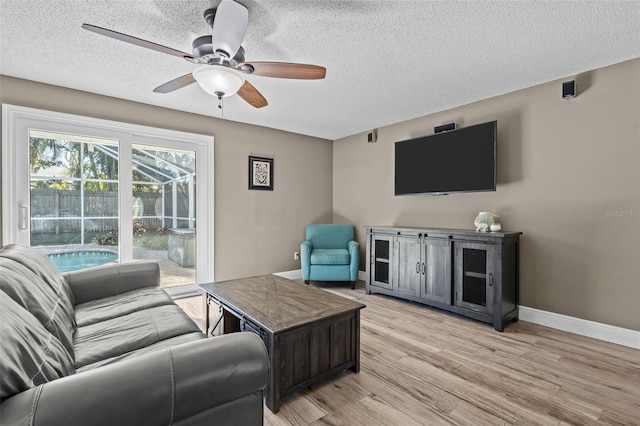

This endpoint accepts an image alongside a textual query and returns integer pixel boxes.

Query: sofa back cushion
[0,245,75,310]
[0,259,76,358]
[0,291,75,400]
[0,245,76,356]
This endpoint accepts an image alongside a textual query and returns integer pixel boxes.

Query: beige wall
[0,75,333,281]
[333,58,640,331]
[2,59,639,331]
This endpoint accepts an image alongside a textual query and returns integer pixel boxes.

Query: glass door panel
[131,144,196,288]
[29,130,120,269]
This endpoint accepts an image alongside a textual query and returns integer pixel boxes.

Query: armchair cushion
[310,248,350,265]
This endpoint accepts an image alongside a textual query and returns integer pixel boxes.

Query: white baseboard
[273,269,303,280]
[519,306,639,349]
[273,269,640,349]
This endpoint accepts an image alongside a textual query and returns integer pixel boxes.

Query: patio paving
[39,244,195,288]
[133,247,195,288]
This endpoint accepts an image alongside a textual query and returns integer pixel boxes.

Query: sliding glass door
[130,144,197,287]
[2,105,214,293]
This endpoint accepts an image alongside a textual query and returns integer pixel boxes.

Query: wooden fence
[30,190,190,235]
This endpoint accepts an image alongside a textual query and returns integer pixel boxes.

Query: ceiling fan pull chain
[218,95,224,117]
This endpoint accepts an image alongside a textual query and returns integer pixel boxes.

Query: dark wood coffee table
[199,275,365,413]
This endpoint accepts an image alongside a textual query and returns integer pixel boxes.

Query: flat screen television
[395,120,497,195]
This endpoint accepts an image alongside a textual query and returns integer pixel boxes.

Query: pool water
[48,251,118,273]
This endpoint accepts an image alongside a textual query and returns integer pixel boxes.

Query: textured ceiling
[1,1,639,140]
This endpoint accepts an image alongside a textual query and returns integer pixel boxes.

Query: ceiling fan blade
[153,73,197,93]
[212,0,248,59]
[243,62,326,79]
[82,23,200,61]
[237,81,268,108]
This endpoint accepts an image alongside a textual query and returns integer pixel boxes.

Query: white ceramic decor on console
[474,212,499,232]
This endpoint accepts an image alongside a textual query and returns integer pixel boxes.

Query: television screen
[394,121,497,195]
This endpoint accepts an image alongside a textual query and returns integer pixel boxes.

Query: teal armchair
[301,224,359,289]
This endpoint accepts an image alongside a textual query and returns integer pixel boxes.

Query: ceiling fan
[82,0,326,108]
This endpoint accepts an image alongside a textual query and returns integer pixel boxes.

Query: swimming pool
[48,251,118,273]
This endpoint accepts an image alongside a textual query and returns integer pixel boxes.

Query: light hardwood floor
[176,280,640,426]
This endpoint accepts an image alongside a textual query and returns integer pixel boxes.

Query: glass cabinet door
[454,241,494,314]
[370,234,394,290]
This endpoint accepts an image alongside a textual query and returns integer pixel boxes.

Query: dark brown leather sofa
[0,244,269,425]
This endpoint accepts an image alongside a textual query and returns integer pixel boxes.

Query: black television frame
[394,120,497,196]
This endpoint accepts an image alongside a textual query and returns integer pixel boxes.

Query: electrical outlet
[294,251,300,260]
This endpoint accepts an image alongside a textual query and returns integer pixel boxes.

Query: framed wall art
[248,156,273,191]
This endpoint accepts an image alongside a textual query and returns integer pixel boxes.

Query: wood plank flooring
[176,280,640,426]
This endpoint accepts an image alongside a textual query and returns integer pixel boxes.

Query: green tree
[30,137,118,191]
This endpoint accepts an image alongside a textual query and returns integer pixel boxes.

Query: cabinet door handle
[488,273,494,286]
[422,262,425,274]
[416,262,420,274]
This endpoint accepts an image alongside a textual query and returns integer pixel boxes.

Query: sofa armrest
[301,240,313,280]
[64,261,160,305]
[0,333,269,426]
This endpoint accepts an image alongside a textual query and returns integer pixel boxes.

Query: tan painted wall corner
[333,58,640,331]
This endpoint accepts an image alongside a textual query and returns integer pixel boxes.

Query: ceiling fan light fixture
[192,65,245,97]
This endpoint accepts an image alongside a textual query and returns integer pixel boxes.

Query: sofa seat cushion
[0,257,76,358]
[73,305,201,369]
[74,287,175,327]
[310,248,350,265]
[77,332,205,373]
[0,291,75,400]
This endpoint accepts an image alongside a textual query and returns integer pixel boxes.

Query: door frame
[2,104,214,295]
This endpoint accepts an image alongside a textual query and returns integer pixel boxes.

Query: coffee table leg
[264,333,280,413]
[264,381,278,413]
[202,294,210,334]
[351,310,361,373]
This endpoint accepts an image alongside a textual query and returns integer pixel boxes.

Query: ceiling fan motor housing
[192,35,245,63]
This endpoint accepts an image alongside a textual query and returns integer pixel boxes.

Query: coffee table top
[199,275,365,334]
